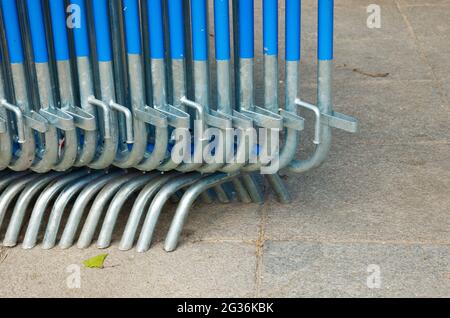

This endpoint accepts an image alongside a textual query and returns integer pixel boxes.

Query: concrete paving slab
[268,143,450,243]
[260,240,450,297]
[0,242,256,298]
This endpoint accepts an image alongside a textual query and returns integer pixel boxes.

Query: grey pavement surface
[0,0,449,298]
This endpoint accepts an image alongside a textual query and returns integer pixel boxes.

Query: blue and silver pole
[26,0,68,172]
[48,0,79,171]
[70,0,98,167]
[0,0,36,171]
[88,0,120,169]
[289,0,333,173]
[113,0,147,168]
[193,0,228,175]
[167,0,205,172]
[134,0,170,171]
[0,50,12,169]
[276,0,302,170]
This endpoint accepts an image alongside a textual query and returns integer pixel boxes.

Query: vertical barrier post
[190,0,210,113]
[288,0,335,173]
[70,0,98,166]
[26,0,60,172]
[167,0,186,110]
[147,0,166,109]
[0,0,36,171]
[214,0,232,115]
[88,0,119,169]
[0,49,12,169]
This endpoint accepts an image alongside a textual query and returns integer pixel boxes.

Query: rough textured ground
[0,0,449,298]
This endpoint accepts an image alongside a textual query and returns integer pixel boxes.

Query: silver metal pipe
[76,172,140,249]
[114,54,147,168]
[266,173,292,203]
[30,63,60,173]
[0,171,31,192]
[288,60,333,173]
[74,57,98,166]
[216,60,232,114]
[95,173,159,249]
[41,171,106,249]
[118,172,181,251]
[231,178,252,203]
[213,185,231,203]
[239,58,254,111]
[152,58,180,172]
[277,60,300,170]
[136,58,170,171]
[2,172,62,247]
[87,62,119,169]
[7,64,36,171]
[0,173,41,227]
[164,172,239,252]
[22,169,92,249]
[58,170,127,249]
[241,174,264,204]
[264,55,278,113]
[136,172,202,252]
[53,60,78,171]
[0,67,12,169]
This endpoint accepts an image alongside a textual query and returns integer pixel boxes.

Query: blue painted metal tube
[214,0,230,61]
[123,0,141,55]
[238,0,254,59]
[263,0,278,56]
[147,0,165,59]
[190,0,208,61]
[25,0,49,63]
[286,0,301,61]
[318,0,334,61]
[92,0,112,62]
[167,0,185,60]
[70,0,90,57]
[1,0,24,63]
[49,0,70,61]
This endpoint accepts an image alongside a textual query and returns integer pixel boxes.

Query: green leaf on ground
[83,254,108,269]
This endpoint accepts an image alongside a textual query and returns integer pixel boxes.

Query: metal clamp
[134,106,168,128]
[241,106,284,130]
[155,105,190,129]
[64,106,97,131]
[295,98,358,145]
[39,108,75,131]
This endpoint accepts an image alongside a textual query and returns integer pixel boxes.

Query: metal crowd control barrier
[0,0,357,252]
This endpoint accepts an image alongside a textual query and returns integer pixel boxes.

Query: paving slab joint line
[255,200,269,297]
[263,237,450,247]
